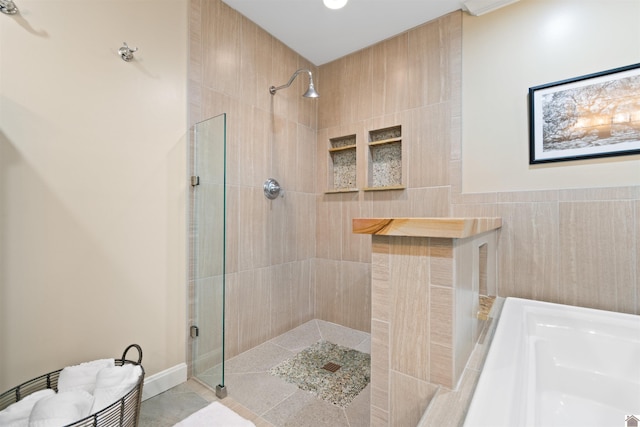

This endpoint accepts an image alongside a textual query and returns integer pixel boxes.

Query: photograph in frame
[529,63,640,164]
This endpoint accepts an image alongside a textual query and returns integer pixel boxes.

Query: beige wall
[188,0,318,362]
[0,1,187,390]
[462,0,640,193]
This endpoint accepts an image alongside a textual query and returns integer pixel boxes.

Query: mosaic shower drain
[269,340,370,407]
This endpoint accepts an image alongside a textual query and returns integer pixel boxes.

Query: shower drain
[322,362,341,373]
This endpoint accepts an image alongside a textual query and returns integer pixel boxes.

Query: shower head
[269,69,319,98]
[0,0,18,14]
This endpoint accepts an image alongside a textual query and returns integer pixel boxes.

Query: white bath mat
[173,402,255,427]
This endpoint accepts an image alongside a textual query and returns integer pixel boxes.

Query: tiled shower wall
[314,13,461,332]
[188,0,318,368]
[314,9,639,335]
[189,1,639,375]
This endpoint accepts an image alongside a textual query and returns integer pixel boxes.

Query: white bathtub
[464,297,640,427]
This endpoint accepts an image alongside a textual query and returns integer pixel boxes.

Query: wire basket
[0,344,145,427]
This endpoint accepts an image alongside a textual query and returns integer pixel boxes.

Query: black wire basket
[0,344,145,427]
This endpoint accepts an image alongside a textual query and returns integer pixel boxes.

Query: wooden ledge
[352,217,502,238]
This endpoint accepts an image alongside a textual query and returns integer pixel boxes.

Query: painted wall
[0,1,187,391]
[462,0,640,193]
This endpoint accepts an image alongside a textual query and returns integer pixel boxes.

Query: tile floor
[139,319,371,427]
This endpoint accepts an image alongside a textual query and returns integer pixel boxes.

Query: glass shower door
[191,113,227,397]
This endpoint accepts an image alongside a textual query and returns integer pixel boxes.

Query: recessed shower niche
[327,134,358,192]
[366,125,404,191]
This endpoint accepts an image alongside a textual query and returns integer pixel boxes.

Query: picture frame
[529,63,640,164]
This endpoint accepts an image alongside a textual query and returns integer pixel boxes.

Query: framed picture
[529,63,640,164]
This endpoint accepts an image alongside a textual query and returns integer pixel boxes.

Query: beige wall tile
[271,117,298,199]
[372,237,390,322]
[498,189,559,203]
[343,192,373,263]
[316,194,343,260]
[317,58,344,129]
[372,33,409,117]
[407,105,451,188]
[237,186,270,270]
[390,237,430,380]
[430,285,453,346]
[559,201,636,313]
[450,202,498,217]
[408,187,451,217]
[270,264,294,337]
[429,342,453,388]
[370,405,389,427]
[225,184,239,274]
[295,193,317,261]
[558,186,640,202]
[341,261,372,332]
[313,258,342,323]
[296,123,318,194]
[202,0,240,94]
[292,260,314,325]
[370,319,390,412]
[316,128,329,192]
[497,202,560,302]
[430,238,454,287]
[224,273,240,358]
[407,16,451,109]
[389,371,438,427]
[237,268,271,353]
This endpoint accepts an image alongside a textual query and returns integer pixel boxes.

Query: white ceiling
[221,0,467,66]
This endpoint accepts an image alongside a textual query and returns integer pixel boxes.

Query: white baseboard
[142,363,188,401]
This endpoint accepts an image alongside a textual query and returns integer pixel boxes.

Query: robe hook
[118,42,138,62]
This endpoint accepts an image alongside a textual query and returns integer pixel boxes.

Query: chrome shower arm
[269,69,311,94]
[269,68,319,97]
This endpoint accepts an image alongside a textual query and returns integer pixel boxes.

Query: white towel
[0,390,56,427]
[28,390,94,427]
[173,402,256,427]
[90,364,142,414]
[57,359,115,394]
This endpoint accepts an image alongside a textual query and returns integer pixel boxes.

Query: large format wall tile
[497,202,560,302]
[559,201,636,314]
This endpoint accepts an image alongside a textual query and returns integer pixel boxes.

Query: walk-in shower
[269,68,319,98]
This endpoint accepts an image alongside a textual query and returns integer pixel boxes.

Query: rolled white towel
[57,359,115,394]
[0,390,56,427]
[28,390,94,427]
[90,364,142,414]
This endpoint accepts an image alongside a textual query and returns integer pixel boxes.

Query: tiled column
[356,217,501,427]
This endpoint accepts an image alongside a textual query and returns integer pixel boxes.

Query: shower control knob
[263,178,282,200]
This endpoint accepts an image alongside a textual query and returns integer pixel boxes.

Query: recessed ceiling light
[323,0,348,10]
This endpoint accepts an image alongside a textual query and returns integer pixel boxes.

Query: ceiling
[221,0,468,66]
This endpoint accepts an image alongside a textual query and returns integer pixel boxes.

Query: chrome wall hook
[118,42,138,62]
[0,0,18,15]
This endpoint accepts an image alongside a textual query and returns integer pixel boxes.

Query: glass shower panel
[191,114,226,397]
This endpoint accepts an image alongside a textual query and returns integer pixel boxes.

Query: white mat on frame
[173,402,255,427]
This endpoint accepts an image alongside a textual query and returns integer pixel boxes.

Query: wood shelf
[324,188,359,194]
[368,137,401,146]
[363,185,405,192]
[329,145,356,153]
[352,217,503,238]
